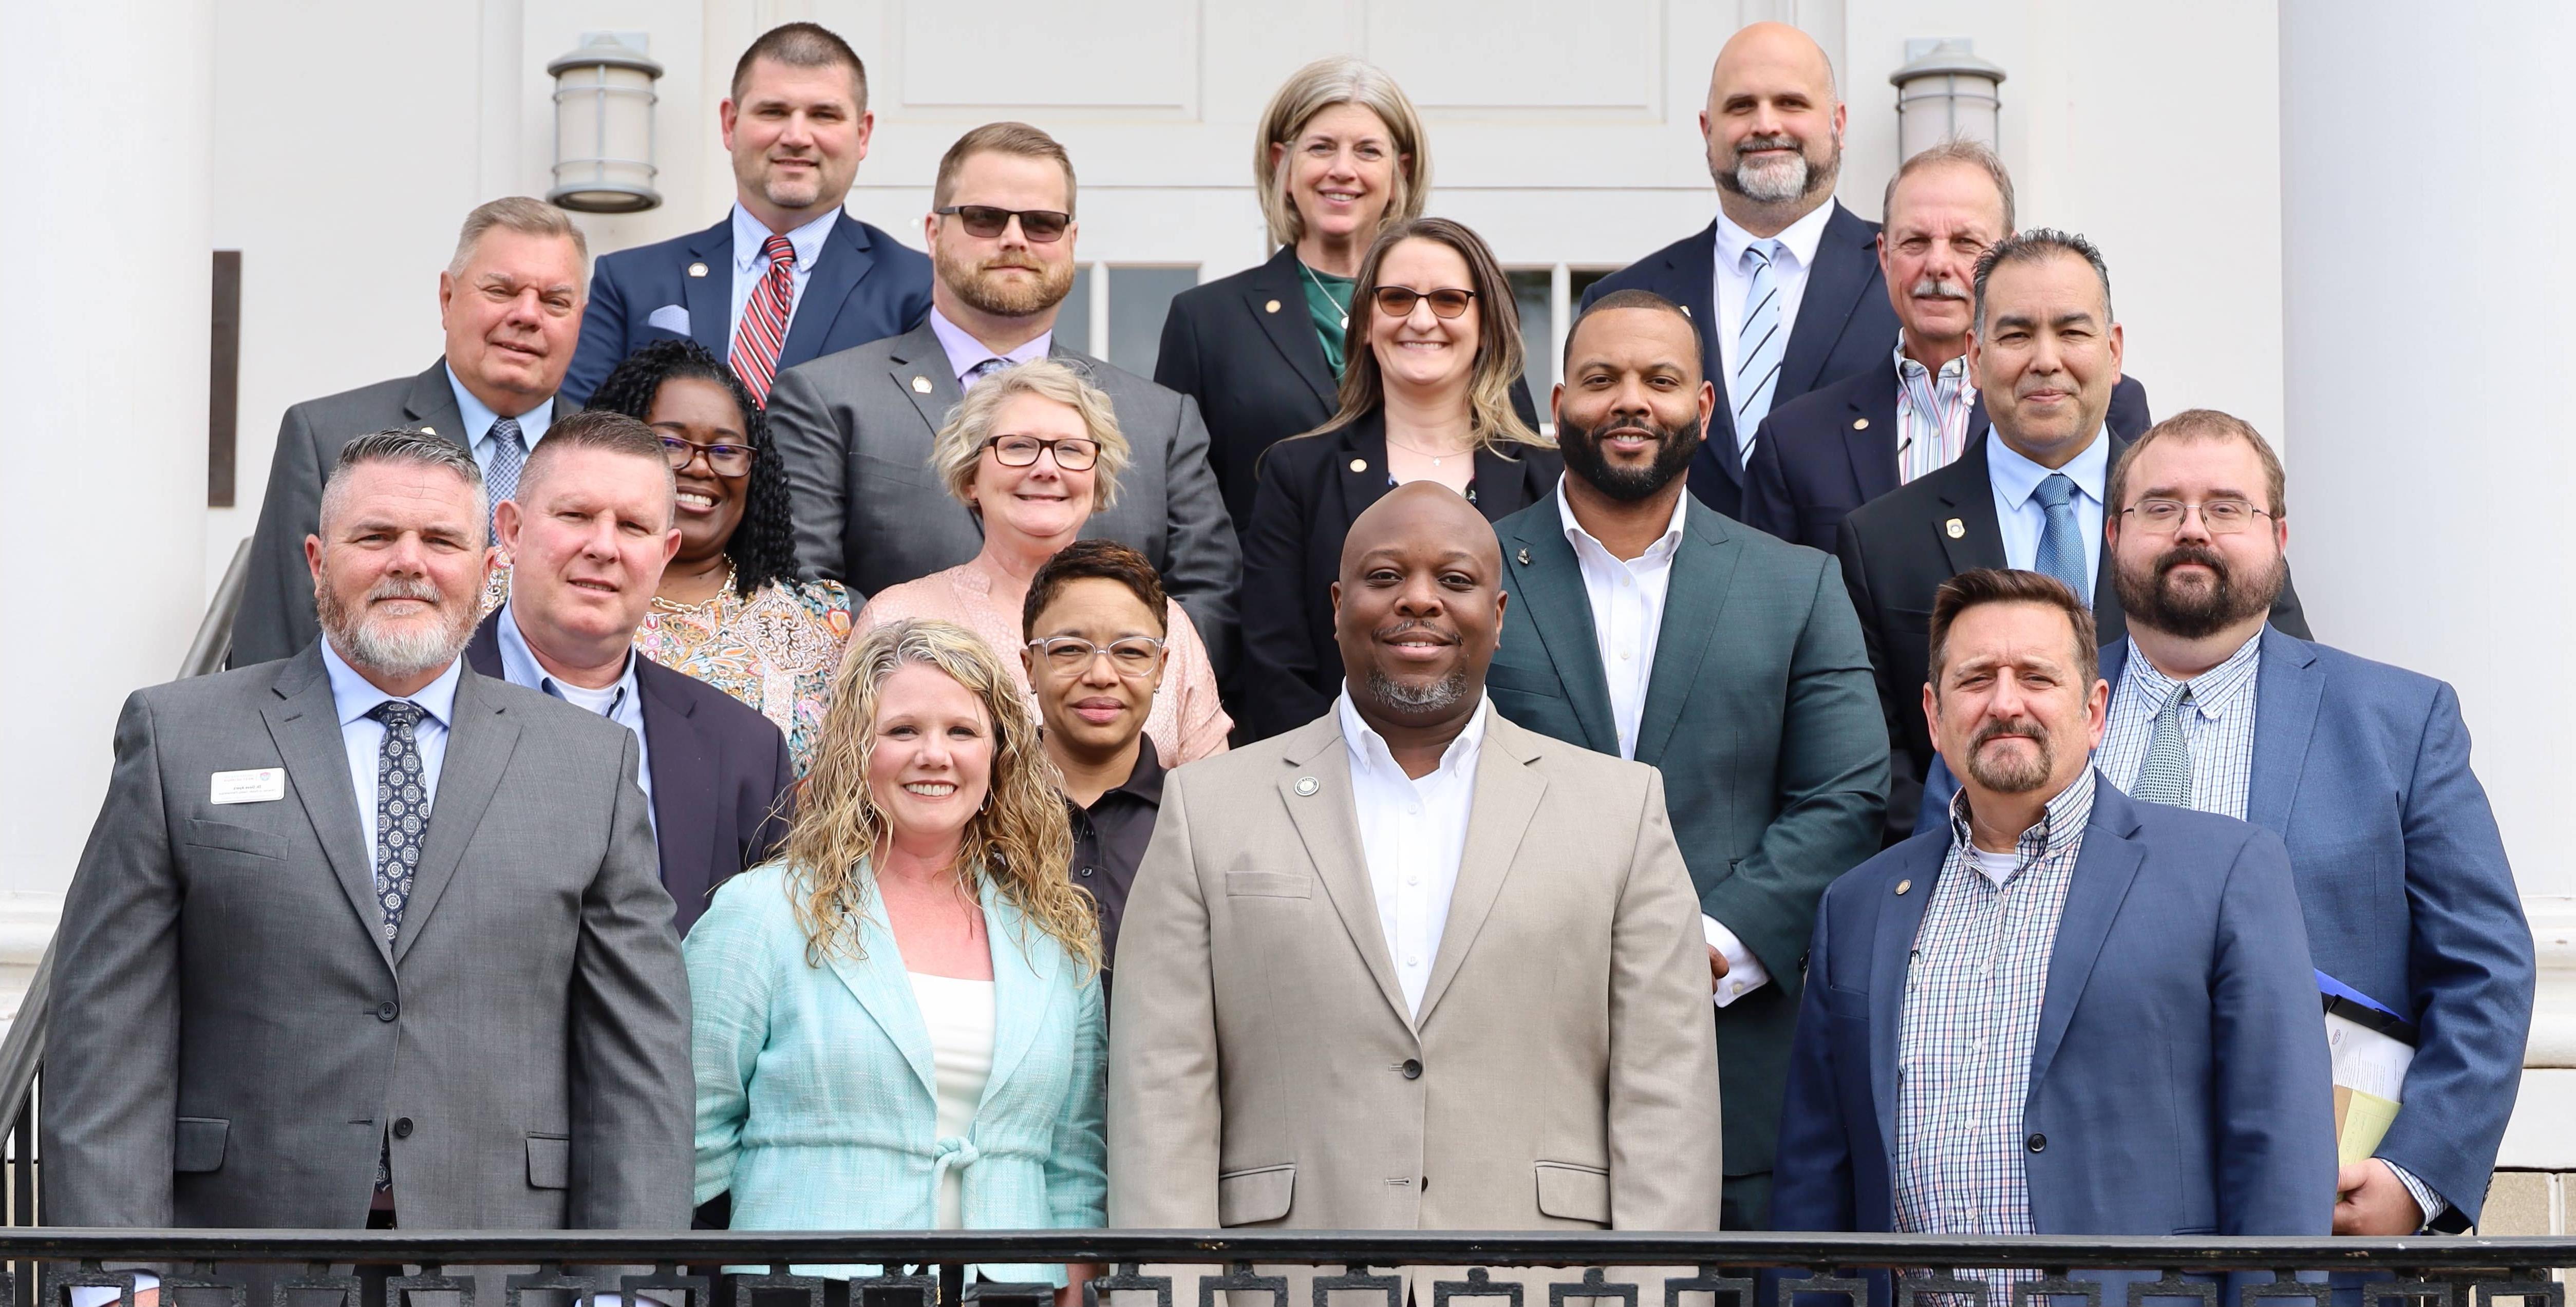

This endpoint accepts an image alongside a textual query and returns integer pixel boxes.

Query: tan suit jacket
[1107,708,1724,1232]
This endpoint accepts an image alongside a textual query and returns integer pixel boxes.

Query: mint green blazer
[687,862,1107,1283]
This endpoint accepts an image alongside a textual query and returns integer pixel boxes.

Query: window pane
[1108,266,1198,376]
[1509,269,1553,392]
[1056,266,1094,355]
[1569,267,1615,305]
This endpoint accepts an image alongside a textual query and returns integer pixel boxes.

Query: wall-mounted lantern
[547,32,663,214]
[1890,39,2007,162]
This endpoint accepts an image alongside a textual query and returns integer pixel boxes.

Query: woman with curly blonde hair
[687,618,1102,1297]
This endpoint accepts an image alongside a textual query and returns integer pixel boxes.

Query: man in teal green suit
[1488,289,1888,1229]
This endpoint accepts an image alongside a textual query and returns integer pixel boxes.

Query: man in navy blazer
[1580,23,1898,523]
[560,23,930,409]
[1775,567,2335,1255]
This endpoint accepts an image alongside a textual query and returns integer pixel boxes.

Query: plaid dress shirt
[2098,633,2262,819]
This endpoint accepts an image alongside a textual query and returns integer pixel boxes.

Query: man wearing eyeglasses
[767,122,1240,674]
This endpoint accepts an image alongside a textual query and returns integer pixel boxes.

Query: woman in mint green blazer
[689,618,1105,1292]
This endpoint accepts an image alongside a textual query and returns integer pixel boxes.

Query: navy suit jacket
[1915,628,2533,1227]
[1743,354,2153,554]
[466,615,795,934]
[1773,779,2337,1238]
[560,212,932,408]
[1581,202,1898,521]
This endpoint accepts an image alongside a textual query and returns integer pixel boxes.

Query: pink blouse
[852,563,1232,764]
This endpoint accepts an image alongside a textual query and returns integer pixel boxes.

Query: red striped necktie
[730,233,799,404]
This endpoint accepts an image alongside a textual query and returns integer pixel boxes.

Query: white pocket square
[647,304,691,335]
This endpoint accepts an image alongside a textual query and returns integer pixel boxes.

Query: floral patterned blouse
[634,579,855,775]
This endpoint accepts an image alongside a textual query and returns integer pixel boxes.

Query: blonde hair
[934,121,1077,212]
[930,358,1131,514]
[1256,58,1429,250]
[1306,217,1548,456]
[782,619,1099,973]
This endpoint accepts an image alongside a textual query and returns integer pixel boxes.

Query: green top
[1300,261,1357,376]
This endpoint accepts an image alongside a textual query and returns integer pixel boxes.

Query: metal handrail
[178,539,253,680]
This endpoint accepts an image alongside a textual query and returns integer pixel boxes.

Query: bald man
[1109,483,1724,1238]
[1583,21,1900,522]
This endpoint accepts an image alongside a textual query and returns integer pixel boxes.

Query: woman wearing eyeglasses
[1235,216,1562,741]
[587,339,854,774]
[854,358,1231,763]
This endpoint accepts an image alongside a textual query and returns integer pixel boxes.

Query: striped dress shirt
[1893,340,1977,485]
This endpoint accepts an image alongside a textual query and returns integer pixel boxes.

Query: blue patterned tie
[2030,472,2090,602]
[368,700,431,945]
[2130,685,2196,807]
[965,357,1011,388]
[484,416,525,536]
[1733,239,1787,465]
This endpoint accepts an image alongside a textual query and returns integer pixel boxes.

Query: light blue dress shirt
[494,601,655,828]
[442,363,556,481]
[728,203,838,345]
[318,638,461,865]
[926,306,1051,387]
[1986,426,2110,586]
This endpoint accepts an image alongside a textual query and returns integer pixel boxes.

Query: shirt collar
[1713,198,1836,274]
[1554,476,1688,565]
[1988,424,2111,510]
[1892,335,1971,383]
[319,635,463,730]
[1067,735,1165,814]
[2120,630,2264,720]
[730,202,838,274]
[441,362,555,452]
[495,600,640,709]
[1947,766,2098,866]
[927,306,1052,385]
[1336,687,1490,787]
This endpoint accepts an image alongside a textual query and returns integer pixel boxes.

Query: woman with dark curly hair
[588,339,854,772]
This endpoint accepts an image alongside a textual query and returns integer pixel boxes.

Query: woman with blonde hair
[854,358,1230,762]
[1235,216,1562,738]
[688,617,1103,1296]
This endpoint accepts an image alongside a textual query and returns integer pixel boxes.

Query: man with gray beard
[49,430,691,1235]
[1580,21,1900,521]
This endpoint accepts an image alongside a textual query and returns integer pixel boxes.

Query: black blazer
[1744,357,2155,553]
[467,613,796,933]
[1833,432,2311,841]
[1236,410,1563,741]
[1157,245,1547,539]
[1581,202,1899,522]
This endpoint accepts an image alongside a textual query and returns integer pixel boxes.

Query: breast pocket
[182,819,289,866]
[1224,872,1312,899]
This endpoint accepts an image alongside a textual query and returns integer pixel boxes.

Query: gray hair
[1972,228,2113,333]
[930,358,1130,514]
[1254,56,1430,250]
[319,430,488,546]
[1882,138,2015,235]
[447,196,589,285]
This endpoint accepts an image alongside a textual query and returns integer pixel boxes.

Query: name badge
[211,768,286,805]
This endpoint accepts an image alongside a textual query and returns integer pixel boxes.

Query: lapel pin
[1945,518,1965,539]
[1266,299,1282,313]
[1853,418,1870,430]
[1895,879,1913,896]
[1679,305,1691,318]
[912,375,933,394]
[687,261,709,278]
[419,425,435,437]
[1348,458,1367,472]
[1517,547,1532,565]
[1295,776,1319,796]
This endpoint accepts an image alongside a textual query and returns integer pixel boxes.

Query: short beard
[1366,666,1470,717]
[1713,131,1840,206]
[1556,413,1702,502]
[316,573,477,683]
[2114,543,2284,640]
[1963,717,2054,794]
[937,244,1074,318]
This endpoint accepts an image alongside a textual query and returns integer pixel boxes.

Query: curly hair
[584,338,796,597]
[780,618,1098,974]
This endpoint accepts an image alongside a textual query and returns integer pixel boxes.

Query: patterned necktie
[368,700,432,946]
[731,234,800,405]
[1733,238,1787,465]
[484,417,524,538]
[965,357,1010,388]
[2130,684,2197,807]
[2030,472,2090,601]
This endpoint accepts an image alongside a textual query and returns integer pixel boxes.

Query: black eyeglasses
[934,205,1071,242]
[985,434,1102,471]
[1372,286,1477,319]
[659,434,756,478]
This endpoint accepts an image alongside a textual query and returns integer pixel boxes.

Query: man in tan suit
[1108,483,1724,1235]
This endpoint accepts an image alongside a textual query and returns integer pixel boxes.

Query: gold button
[1896,879,1913,896]
[1266,299,1282,313]
[912,376,933,394]
[1853,418,1870,430]
[1349,458,1367,472]
[687,261,709,278]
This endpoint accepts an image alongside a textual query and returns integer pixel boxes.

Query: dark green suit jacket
[1487,493,1888,1218]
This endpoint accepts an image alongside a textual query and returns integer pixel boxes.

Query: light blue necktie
[1733,239,1786,466]
[2030,471,2090,601]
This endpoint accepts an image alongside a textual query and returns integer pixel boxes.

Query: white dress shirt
[1551,484,1771,1008]
[442,364,555,481]
[1986,427,2110,586]
[728,202,838,345]
[1709,200,1837,401]
[1336,688,1488,1017]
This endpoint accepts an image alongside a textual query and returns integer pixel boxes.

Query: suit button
[1077,866,1095,879]
[392,1118,414,1140]
[2025,1133,2046,1153]
[1401,1058,1423,1079]
[377,1001,399,1021]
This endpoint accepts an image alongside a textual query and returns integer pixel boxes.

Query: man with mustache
[236,198,591,667]
[559,22,933,409]
[1774,567,2335,1268]
[768,121,1238,670]
[1111,482,1723,1252]
[50,430,692,1237]
[1487,290,1885,1230]
[1743,141,2154,554]
[1580,21,1900,521]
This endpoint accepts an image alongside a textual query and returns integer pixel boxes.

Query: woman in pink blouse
[854,359,1232,762]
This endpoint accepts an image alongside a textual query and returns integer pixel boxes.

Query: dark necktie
[966,356,1011,387]
[368,700,431,945]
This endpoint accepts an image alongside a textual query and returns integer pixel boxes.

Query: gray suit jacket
[766,323,1240,671]
[235,359,471,668]
[1106,709,1724,1232]
[45,647,694,1230]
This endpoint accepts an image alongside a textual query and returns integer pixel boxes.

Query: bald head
[1703,22,1845,230]
[1332,482,1505,731]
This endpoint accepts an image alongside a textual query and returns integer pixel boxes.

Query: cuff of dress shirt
[2382,1158,2448,1228]
[1702,914,1772,1008]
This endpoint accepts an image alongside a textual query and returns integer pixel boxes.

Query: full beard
[1367,665,1471,716]
[1556,413,1702,502]
[1713,131,1841,206]
[316,574,478,682]
[2114,543,2284,640]
[938,245,1075,318]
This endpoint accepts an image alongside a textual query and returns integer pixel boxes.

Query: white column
[0,0,213,978]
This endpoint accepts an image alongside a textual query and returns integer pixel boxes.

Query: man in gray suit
[234,198,590,667]
[50,431,692,1231]
[767,121,1238,668]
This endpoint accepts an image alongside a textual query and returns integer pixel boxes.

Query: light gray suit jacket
[766,323,1240,671]
[235,359,470,668]
[46,647,694,1230]
[1106,709,1724,1232]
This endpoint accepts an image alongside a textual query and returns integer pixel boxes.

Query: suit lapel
[1777,203,1877,398]
[778,215,876,369]
[1841,355,1903,504]
[260,650,393,973]
[1666,223,1727,436]
[823,885,938,1101]
[1247,247,1337,409]
[684,219,733,358]
[979,879,1058,1109]
[400,360,468,451]
[636,659,713,903]
[2089,434,2136,636]
[1635,504,1740,766]
[1277,723,1415,1031]
[1931,436,2007,576]
[888,323,966,436]
[2246,627,2323,836]
[1868,839,1946,1153]
[1498,512,1619,755]
[2025,785,2148,1093]
[394,668,520,964]
[1335,418,1393,523]
[1415,715,1546,1026]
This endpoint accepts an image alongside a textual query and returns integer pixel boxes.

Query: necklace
[1300,259,1352,330]
[650,561,738,615]
[1383,431,1476,468]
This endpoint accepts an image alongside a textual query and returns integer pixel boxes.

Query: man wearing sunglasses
[768,121,1240,675]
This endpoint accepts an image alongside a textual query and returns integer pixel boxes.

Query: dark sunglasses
[935,205,1072,243]
[659,434,756,478]
[1373,286,1477,319]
